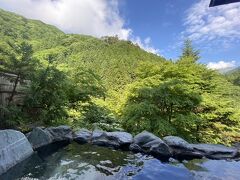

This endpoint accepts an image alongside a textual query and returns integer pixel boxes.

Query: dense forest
[0,9,239,145]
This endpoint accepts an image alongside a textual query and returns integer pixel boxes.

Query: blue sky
[0,0,240,70]
[119,0,191,59]
[120,0,240,69]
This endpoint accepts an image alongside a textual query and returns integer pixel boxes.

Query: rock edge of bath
[1,126,239,175]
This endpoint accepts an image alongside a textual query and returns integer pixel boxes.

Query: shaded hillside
[225,67,240,86]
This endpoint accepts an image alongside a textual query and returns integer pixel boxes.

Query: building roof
[210,0,240,7]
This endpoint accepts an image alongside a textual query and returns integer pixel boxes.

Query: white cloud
[183,0,240,43]
[0,0,160,54]
[207,60,236,70]
[0,0,131,40]
[131,36,160,55]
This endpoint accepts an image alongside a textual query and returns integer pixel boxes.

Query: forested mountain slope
[0,9,165,90]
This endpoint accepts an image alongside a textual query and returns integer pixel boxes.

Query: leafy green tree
[0,41,37,104]
[24,60,69,125]
[0,41,38,129]
[122,77,202,139]
[65,65,109,128]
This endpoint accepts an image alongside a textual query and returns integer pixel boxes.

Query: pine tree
[180,39,200,62]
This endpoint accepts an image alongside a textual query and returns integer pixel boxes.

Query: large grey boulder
[74,129,92,144]
[163,136,192,150]
[107,132,133,145]
[234,142,240,149]
[163,136,203,160]
[130,131,172,159]
[92,131,133,149]
[0,130,33,175]
[191,144,238,159]
[27,127,53,149]
[27,126,73,150]
[91,130,104,139]
[45,125,73,142]
[234,143,240,159]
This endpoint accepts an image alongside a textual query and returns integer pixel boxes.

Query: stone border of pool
[1,125,239,175]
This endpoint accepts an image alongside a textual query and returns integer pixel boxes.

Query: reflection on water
[190,159,240,180]
[1,142,240,180]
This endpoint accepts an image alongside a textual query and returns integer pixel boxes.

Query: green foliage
[67,68,106,104]
[79,103,120,131]
[24,62,69,125]
[0,41,35,73]
[0,105,26,129]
